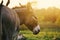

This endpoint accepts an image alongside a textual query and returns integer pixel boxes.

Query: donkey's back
[0,1,20,40]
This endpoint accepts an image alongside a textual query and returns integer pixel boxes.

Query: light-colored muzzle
[33,25,40,35]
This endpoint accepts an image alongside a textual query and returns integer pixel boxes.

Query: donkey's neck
[18,15,25,25]
[20,19,24,25]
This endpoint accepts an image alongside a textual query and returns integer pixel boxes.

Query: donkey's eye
[34,16,37,19]
[33,15,37,19]
[32,16,37,20]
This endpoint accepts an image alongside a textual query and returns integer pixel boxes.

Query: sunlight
[35,0,60,9]
[0,0,60,9]
[8,0,36,8]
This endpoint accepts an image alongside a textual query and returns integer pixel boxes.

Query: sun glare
[0,0,60,9]
[35,0,60,9]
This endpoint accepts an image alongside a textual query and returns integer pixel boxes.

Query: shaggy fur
[0,1,20,40]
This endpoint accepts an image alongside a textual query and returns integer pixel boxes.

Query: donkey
[0,0,3,40]
[13,2,40,35]
[5,0,40,34]
[0,0,20,40]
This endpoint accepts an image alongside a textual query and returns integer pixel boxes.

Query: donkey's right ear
[19,3,22,7]
[6,0,10,6]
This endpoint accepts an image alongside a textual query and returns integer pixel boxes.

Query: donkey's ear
[0,0,3,6]
[19,3,22,6]
[6,0,10,6]
[26,2,32,10]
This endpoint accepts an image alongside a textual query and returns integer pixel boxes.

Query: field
[20,28,60,40]
[18,7,60,40]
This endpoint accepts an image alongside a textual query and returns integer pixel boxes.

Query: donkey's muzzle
[33,25,40,35]
[33,29,40,35]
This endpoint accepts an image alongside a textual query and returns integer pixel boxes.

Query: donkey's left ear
[0,0,3,6]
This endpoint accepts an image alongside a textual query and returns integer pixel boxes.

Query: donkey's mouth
[33,29,40,35]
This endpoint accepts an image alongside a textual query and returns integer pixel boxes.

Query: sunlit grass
[19,30,60,40]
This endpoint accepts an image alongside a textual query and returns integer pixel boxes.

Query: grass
[19,29,60,40]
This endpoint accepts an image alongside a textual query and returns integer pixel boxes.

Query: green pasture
[20,28,60,40]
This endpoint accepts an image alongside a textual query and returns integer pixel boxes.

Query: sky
[0,0,60,9]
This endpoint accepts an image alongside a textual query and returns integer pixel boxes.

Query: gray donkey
[0,0,20,40]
